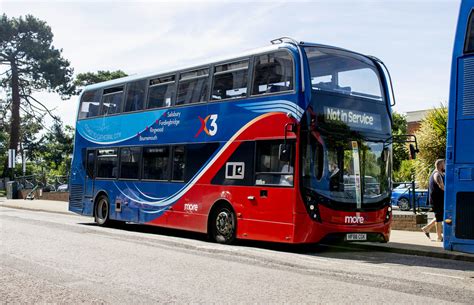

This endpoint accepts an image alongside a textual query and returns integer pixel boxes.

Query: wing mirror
[409,144,419,160]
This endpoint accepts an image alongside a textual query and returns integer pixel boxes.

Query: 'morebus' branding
[324,107,382,131]
[345,216,365,224]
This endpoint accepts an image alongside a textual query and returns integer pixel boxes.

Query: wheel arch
[93,190,109,217]
[207,199,235,235]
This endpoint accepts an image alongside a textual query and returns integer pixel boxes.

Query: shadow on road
[78,221,473,272]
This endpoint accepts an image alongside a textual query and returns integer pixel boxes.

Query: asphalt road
[1,207,473,304]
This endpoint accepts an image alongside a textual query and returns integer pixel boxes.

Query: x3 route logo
[195,114,218,138]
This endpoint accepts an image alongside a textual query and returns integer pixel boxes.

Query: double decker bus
[445,0,474,254]
[69,38,394,244]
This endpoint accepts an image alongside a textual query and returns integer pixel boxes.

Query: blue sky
[2,0,460,127]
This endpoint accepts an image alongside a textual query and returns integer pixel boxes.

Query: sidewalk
[0,197,70,215]
[1,198,473,262]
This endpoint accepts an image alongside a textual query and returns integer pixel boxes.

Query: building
[406,109,430,135]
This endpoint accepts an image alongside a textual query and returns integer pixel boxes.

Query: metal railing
[15,174,69,193]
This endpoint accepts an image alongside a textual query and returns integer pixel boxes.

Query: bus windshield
[304,47,384,102]
[302,46,391,206]
[302,132,391,205]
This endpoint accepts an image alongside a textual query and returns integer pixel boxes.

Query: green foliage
[0,100,8,172]
[393,159,416,182]
[74,70,128,93]
[0,14,75,97]
[11,119,73,179]
[35,121,74,176]
[20,112,44,158]
[415,105,448,188]
[391,112,409,173]
[1,13,74,177]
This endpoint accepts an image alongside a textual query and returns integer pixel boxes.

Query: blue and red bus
[69,38,394,244]
[445,1,474,254]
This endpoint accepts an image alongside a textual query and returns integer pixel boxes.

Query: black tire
[398,197,410,211]
[95,194,111,226]
[210,204,236,244]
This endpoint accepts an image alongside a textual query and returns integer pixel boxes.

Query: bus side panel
[69,146,87,215]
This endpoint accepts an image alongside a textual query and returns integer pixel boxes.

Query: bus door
[84,149,96,198]
[243,140,296,241]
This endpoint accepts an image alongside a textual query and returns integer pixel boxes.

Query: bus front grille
[455,192,474,240]
[69,184,84,209]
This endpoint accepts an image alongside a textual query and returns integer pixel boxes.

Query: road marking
[421,272,464,280]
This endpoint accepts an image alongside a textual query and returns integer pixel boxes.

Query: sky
[2,0,461,128]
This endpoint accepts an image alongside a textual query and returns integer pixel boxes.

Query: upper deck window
[78,90,101,119]
[252,51,294,95]
[465,11,474,53]
[100,86,124,116]
[147,75,176,109]
[176,68,209,106]
[212,60,249,100]
[305,47,383,102]
[124,80,146,113]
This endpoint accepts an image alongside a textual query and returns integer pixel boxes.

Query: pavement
[1,197,473,262]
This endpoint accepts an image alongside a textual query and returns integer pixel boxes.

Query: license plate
[346,233,367,241]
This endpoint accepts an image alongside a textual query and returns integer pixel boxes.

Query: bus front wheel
[95,194,111,226]
[210,204,236,244]
[398,197,410,211]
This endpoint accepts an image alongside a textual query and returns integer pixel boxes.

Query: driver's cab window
[255,140,294,186]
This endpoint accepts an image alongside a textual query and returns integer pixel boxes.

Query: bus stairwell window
[252,51,294,95]
[465,12,474,53]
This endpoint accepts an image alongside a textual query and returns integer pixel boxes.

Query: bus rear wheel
[210,205,236,244]
[95,194,111,226]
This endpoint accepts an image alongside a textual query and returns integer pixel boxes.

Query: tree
[415,105,448,188]
[37,120,73,173]
[0,14,74,176]
[391,112,409,173]
[0,99,8,171]
[74,70,128,91]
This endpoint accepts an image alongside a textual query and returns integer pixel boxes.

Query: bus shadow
[79,221,473,272]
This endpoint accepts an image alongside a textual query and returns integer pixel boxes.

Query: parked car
[391,183,429,211]
[57,184,69,192]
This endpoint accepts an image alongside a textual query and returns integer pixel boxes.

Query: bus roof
[82,39,372,92]
[82,43,294,92]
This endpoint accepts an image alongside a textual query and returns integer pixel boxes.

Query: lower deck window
[120,147,141,179]
[143,147,170,180]
[172,146,185,181]
[96,149,118,179]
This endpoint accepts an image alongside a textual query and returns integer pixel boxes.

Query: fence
[14,174,69,192]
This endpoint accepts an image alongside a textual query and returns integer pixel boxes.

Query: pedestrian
[421,159,445,242]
